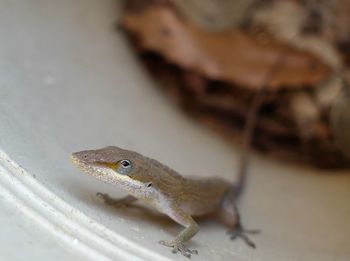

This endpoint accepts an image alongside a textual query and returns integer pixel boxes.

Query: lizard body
[71,146,258,258]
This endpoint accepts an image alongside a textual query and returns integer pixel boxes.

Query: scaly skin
[71,146,258,258]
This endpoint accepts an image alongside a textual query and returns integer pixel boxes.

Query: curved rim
[0,149,171,261]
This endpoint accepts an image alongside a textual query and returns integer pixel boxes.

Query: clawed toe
[228,224,260,249]
[96,192,108,201]
[159,240,198,258]
[96,192,114,205]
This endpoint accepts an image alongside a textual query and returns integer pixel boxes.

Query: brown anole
[70,50,288,258]
[71,146,259,258]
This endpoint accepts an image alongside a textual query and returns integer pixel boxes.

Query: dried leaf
[121,0,350,168]
[122,5,331,90]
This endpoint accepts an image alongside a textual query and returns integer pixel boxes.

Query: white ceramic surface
[0,1,349,260]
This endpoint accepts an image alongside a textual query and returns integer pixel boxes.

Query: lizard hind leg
[218,191,260,248]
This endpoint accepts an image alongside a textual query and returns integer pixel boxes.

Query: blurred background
[0,0,349,260]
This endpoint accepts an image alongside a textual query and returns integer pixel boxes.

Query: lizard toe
[159,240,198,258]
[228,224,259,249]
[96,192,108,202]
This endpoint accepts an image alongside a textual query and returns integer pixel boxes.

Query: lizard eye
[116,159,132,174]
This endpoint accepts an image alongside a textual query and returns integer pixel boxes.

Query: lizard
[70,40,289,259]
[71,146,259,258]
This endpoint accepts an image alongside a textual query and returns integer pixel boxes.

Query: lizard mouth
[70,154,85,168]
[70,154,115,180]
[70,154,100,173]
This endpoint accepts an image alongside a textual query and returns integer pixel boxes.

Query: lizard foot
[96,193,130,208]
[228,224,260,249]
[159,240,198,258]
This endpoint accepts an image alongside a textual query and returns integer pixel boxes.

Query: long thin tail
[234,52,287,198]
[233,89,265,197]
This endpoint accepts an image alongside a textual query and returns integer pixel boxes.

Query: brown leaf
[122,5,331,91]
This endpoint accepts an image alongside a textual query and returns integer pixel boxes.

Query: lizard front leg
[159,205,199,258]
[96,193,137,208]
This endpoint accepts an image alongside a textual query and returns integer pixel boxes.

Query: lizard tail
[233,89,265,198]
[233,52,287,198]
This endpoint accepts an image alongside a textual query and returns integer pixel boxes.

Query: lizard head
[71,146,154,190]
